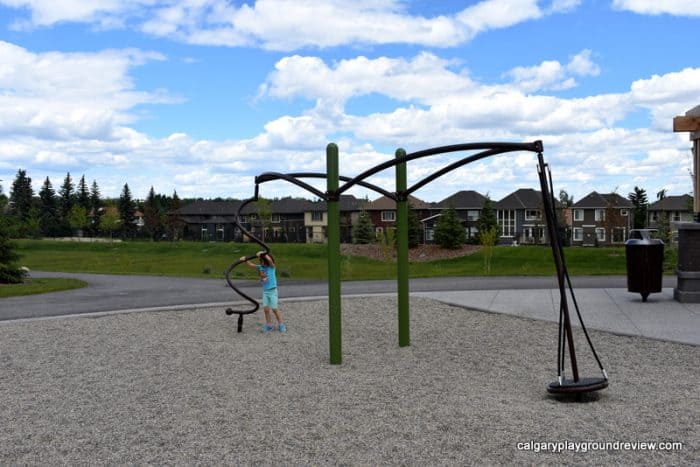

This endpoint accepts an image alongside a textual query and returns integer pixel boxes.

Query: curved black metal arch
[336,141,543,197]
[255,172,397,201]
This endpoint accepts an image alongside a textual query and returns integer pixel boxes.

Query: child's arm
[239,256,258,269]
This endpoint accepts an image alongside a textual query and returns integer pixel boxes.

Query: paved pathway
[3,271,697,346]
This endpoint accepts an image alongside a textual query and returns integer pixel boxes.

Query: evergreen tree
[352,209,375,244]
[0,215,25,283]
[58,172,75,219]
[407,204,422,248]
[77,175,90,210]
[628,186,648,229]
[558,189,574,208]
[118,183,136,237]
[9,169,34,220]
[89,180,102,236]
[392,203,423,248]
[38,177,60,237]
[166,190,184,240]
[143,186,165,241]
[0,181,7,212]
[434,207,466,249]
[476,197,499,243]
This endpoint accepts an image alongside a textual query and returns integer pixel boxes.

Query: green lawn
[0,278,87,298]
[12,239,638,281]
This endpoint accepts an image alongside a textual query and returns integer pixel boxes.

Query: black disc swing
[537,153,609,396]
[224,189,271,332]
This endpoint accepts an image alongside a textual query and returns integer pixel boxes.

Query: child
[241,251,285,333]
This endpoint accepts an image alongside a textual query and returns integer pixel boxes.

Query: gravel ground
[1,296,697,465]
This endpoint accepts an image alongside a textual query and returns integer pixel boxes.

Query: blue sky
[0,0,699,205]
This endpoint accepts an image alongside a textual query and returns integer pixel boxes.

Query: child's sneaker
[278,323,287,333]
[261,324,274,334]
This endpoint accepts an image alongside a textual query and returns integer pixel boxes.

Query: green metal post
[326,143,342,364]
[396,148,410,347]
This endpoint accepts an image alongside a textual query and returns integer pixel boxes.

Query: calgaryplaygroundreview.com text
[516,440,684,454]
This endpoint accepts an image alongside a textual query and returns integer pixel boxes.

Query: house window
[620,209,628,217]
[216,224,225,241]
[595,228,605,242]
[201,226,208,241]
[467,210,480,221]
[467,226,478,238]
[312,211,323,222]
[497,210,515,237]
[524,209,541,221]
[650,212,658,222]
[425,228,434,242]
[595,209,606,221]
[271,214,281,224]
[673,211,681,222]
[573,209,583,221]
[375,227,384,237]
[381,211,396,222]
[573,228,583,241]
[612,228,626,243]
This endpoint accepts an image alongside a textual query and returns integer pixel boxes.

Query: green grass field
[0,278,87,298]
[12,239,638,281]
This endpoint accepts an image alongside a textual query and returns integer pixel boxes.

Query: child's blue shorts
[262,288,278,309]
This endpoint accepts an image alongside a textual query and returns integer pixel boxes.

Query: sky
[0,0,699,205]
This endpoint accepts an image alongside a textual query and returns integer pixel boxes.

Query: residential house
[647,194,694,244]
[364,194,432,242]
[177,200,243,241]
[423,190,487,243]
[571,192,634,246]
[494,188,556,245]
[176,197,314,243]
[305,195,365,244]
[259,197,313,243]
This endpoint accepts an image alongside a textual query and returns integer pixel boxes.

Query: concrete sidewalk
[414,287,700,346]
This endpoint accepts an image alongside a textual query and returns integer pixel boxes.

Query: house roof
[573,191,634,209]
[305,194,364,212]
[177,200,242,216]
[494,188,550,209]
[270,197,315,214]
[648,194,693,211]
[365,194,431,210]
[435,190,487,209]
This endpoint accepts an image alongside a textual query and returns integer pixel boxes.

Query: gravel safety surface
[1,296,698,465]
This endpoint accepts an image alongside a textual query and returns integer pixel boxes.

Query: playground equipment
[225,141,608,397]
[224,192,271,333]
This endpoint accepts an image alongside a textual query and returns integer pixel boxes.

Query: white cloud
[504,49,600,92]
[612,0,700,16]
[0,41,171,141]
[1,1,581,50]
[0,0,155,29]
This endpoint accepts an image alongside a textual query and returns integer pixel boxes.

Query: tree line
[0,169,184,241]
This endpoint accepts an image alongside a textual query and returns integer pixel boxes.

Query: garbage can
[625,229,664,302]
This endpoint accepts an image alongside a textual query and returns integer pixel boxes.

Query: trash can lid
[626,229,664,245]
[629,228,658,240]
[625,238,664,245]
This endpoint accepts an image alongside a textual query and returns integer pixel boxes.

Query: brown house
[364,194,432,241]
[571,192,633,246]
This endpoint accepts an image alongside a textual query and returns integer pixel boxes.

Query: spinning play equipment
[224,141,609,397]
